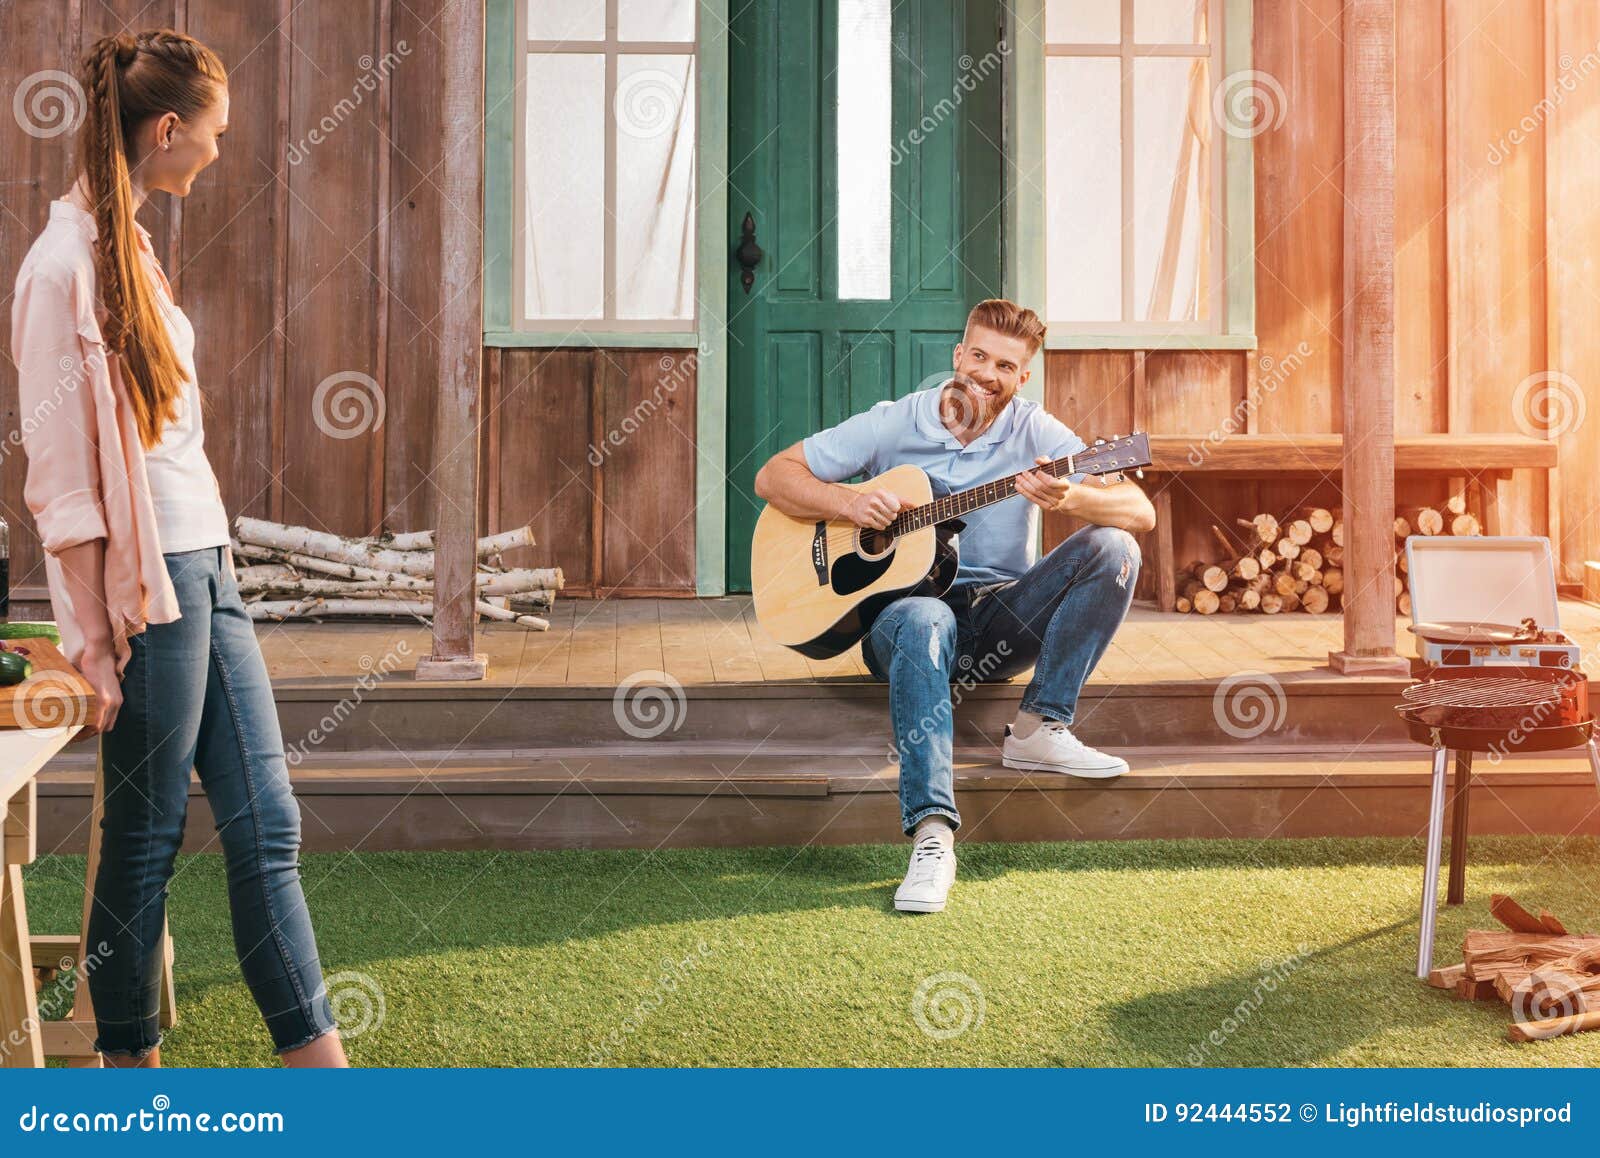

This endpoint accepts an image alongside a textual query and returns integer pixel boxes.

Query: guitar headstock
[1074,432,1151,483]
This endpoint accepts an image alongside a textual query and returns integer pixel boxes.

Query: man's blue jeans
[88,546,338,1057]
[861,524,1141,834]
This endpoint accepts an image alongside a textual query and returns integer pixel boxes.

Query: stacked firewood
[1427,894,1600,1042]
[1172,496,1483,615]
[230,517,562,630]
[1174,507,1342,614]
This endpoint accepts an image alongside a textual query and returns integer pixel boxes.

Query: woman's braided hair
[78,29,226,448]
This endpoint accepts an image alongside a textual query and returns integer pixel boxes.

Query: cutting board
[0,637,95,731]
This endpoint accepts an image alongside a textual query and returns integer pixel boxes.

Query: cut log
[1330,520,1344,547]
[1507,1008,1600,1042]
[1445,492,1468,516]
[1238,514,1280,545]
[1191,563,1229,592]
[1456,976,1500,1001]
[1403,506,1444,536]
[1230,556,1262,582]
[1303,507,1334,534]
[1394,516,1411,540]
[234,517,538,578]
[1300,585,1330,614]
[1257,548,1278,570]
[245,597,549,630]
[1210,524,1243,558]
[1462,929,1600,981]
[1427,963,1466,989]
[1491,894,1554,935]
[1280,591,1301,613]
[1322,544,1344,567]
[1451,512,1482,536]
[1286,519,1313,546]
[1322,567,1344,596]
[1273,571,1298,597]
[1217,593,1237,613]
[1275,538,1300,561]
[1398,592,1412,616]
[1259,593,1284,614]
[1236,588,1261,611]
[1175,596,1193,613]
[1299,547,1323,571]
[1191,589,1220,615]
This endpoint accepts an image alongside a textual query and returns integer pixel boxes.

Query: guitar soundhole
[857,528,895,560]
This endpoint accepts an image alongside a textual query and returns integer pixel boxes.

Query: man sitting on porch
[753,299,1156,914]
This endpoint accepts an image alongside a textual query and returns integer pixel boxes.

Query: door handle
[735,212,764,294]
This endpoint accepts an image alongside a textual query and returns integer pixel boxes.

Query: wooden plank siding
[0,0,698,601]
[3,1,1597,603]
[1046,0,1595,598]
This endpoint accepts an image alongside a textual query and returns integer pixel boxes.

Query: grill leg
[1417,745,1450,979]
[1447,750,1472,905]
[1587,739,1600,796]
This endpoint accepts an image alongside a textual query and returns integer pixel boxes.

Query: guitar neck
[888,455,1079,536]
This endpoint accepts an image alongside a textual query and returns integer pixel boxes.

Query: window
[512,0,698,333]
[1041,0,1252,345]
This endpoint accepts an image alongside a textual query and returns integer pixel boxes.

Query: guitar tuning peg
[1134,468,1145,479]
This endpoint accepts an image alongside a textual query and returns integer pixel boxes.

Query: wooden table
[0,724,81,1067]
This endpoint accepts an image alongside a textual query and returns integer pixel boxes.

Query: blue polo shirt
[802,386,1087,586]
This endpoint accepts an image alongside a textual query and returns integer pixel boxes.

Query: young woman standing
[9,29,345,1067]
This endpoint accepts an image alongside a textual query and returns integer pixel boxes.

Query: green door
[725,0,1006,592]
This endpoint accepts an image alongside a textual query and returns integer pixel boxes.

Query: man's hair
[963,298,1046,358]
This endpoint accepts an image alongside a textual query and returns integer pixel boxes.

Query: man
[753,299,1155,914]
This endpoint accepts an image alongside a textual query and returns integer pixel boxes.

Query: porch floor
[251,596,1600,687]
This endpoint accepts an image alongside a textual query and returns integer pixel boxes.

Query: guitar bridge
[811,522,829,585]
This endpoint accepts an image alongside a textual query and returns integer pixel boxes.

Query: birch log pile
[1173,499,1484,614]
[231,518,561,629]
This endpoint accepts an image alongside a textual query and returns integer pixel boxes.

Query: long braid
[76,29,225,448]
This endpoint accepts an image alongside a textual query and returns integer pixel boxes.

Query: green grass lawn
[22,836,1600,1068]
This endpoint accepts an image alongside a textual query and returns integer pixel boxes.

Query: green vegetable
[0,651,33,685]
[0,622,61,646]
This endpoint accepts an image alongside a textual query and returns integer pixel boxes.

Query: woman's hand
[74,640,123,739]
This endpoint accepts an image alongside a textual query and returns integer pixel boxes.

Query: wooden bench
[1143,433,1558,611]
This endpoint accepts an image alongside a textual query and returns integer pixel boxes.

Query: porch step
[260,674,1413,754]
[34,743,1600,852]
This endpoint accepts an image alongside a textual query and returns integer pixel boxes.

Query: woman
[9,29,345,1067]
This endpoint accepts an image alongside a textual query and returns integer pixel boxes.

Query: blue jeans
[88,546,337,1057]
[861,524,1141,834]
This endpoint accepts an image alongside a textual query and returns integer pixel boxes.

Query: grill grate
[1400,677,1564,711]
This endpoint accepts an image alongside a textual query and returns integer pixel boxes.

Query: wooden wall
[0,0,697,602]
[1045,0,1600,595]
[5,1,1596,605]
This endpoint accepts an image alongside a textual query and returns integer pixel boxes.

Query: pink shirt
[9,199,234,677]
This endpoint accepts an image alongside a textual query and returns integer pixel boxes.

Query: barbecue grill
[1400,536,1600,980]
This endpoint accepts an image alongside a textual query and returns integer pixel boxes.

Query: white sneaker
[1002,720,1130,778]
[894,832,957,913]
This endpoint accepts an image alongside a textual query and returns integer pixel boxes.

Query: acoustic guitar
[751,433,1151,658]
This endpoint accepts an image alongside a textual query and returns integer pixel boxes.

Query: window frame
[1018,0,1256,350]
[485,0,707,346]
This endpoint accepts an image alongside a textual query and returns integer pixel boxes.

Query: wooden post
[1329,0,1410,677]
[417,0,489,681]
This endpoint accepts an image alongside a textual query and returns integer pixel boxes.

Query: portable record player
[1403,536,1580,669]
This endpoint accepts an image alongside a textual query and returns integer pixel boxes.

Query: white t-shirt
[143,259,231,554]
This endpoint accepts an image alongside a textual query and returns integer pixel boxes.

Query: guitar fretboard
[886,456,1081,537]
